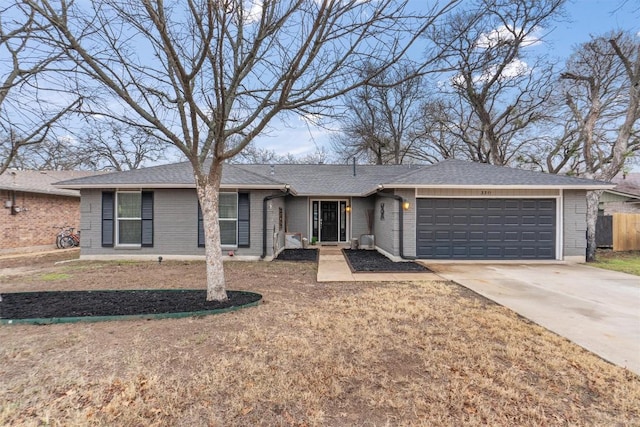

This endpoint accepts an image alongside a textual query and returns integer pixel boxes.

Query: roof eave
[54,183,292,191]
[605,189,640,199]
[383,184,616,190]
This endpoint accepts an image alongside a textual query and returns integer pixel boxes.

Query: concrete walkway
[316,245,438,282]
[430,263,640,375]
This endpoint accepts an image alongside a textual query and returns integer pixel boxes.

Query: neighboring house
[55,159,613,262]
[599,172,640,214]
[0,170,96,254]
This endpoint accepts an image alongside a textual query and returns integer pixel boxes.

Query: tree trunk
[195,163,228,302]
[585,189,603,262]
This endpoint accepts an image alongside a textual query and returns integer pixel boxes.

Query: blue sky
[252,0,640,163]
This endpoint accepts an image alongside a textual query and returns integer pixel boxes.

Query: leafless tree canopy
[421,0,565,166]
[332,62,428,165]
[0,4,81,174]
[547,31,639,261]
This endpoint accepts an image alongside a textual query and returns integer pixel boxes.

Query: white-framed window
[198,192,251,248]
[219,193,238,246]
[116,191,142,245]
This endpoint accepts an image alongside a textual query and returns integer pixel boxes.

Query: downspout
[376,187,415,260]
[261,187,291,259]
[389,194,407,260]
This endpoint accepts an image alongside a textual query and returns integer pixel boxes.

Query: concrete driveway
[428,263,640,375]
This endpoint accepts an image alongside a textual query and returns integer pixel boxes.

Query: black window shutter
[197,203,205,247]
[141,191,154,247]
[238,193,250,247]
[102,192,114,247]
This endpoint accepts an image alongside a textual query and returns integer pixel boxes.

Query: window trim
[116,191,143,247]
[199,192,245,248]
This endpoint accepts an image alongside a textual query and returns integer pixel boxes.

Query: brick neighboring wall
[0,191,80,251]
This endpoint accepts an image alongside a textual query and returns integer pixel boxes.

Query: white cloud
[244,0,263,23]
[476,25,541,49]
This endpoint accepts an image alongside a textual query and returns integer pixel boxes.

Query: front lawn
[1,256,638,425]
[591,250,640,276]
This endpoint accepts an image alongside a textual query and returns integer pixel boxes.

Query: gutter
[261,187,291,259]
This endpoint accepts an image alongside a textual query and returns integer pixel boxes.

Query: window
[198,193,250,248]
[102,191,153,247]
[219,193,238,246]
[117,192,142,245]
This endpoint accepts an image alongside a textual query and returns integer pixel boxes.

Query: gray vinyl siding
[374,192,398,256]
[599,191,640,214]
[285,196,309,239]
[397,189,416,258]
[351,196,375,239]
[373,189,414,257]
[79,188,282,258]
[562,189,587,258]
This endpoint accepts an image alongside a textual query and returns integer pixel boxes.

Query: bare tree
[24,0,458,300]
[332,63,426,165]
[424,0,565,165]
[547,32,639,261]
[10,120,167,171]
[0,4,81,174]
[76,121,167,171]
[233,141,332,164]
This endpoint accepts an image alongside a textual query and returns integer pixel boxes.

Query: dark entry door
[320,201,338,242]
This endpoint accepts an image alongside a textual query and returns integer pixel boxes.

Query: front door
[320,201,338,242]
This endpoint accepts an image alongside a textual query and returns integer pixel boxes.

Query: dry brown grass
[1,257,639,426]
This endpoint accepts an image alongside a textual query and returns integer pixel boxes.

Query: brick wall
[0,190,80,252]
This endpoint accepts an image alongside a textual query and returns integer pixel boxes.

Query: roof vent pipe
[353,157,356,177]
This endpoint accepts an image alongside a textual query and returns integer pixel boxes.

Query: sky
[250,0,640,163]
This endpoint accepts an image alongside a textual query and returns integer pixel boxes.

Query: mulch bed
[0,290,261,320]
[342,249,431,273]
[275,248,318,261]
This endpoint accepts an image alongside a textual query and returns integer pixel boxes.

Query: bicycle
[54,226,80,249]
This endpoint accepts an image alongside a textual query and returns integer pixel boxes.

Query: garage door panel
[504,215,520,225]
[504,231,519,241]
[435,215,450,225]
[416,198,556,260]
[486,231,501,241]
[538,200,555,210]
[469,215,485,225]
[452,231,468,241]
[487,215,502,225]
[538,215,555,226]
[469,231,484,241]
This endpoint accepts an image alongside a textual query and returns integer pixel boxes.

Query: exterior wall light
[345,205,351,213]
[402,201,410,210]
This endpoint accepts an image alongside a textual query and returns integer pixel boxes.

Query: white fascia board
[605,189,640,199]
[384,184,616,190]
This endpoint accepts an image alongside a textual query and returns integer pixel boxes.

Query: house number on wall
[480,190,492,195]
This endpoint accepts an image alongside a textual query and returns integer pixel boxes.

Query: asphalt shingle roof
[611,173,640,198]
[55,159,613,195]
[55,162,284,189]
[237,164,418,196]
[0,170,96,197]
[387,159,611,188]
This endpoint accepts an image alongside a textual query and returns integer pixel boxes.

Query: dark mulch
[275,248,318,262]
[0,290,261,320]
[342,249,431,273]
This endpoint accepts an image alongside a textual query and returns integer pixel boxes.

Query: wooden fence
[612,213,640,251]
